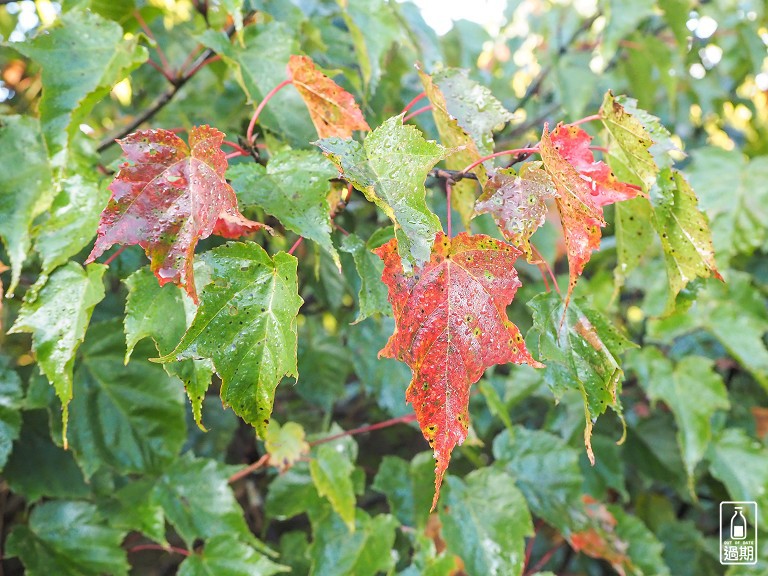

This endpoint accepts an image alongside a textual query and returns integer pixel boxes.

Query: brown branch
[427,168,478,182]
[97,13,254,153]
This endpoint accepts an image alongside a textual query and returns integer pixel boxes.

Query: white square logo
[720,501,758,565]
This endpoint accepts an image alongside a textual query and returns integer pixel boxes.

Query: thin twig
[134,10,173,76]
[128,544,190,557]
[402,104,433,123]
[401,91,427,114]
[461,147,539,175]
[309,414,418,447]
[103,246,127,266]
[531,243,560,295]
[287,237,303,256]
[228,453,269,484]
[246,79,293,143]
[570,113,601,127]
[428,168,479,182]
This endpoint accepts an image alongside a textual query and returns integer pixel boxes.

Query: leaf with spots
[288,55,370,139]
[539,124,605,306]
[86,126,268,304]
[598,91,661,191]
[375,232,543,509]
[317,115,446,270]
[155,242,302,438]
[549,123,641,207]
[650,168,722,312]
[474,163,556,261]
[527,291,636,464]
[228,149,340,268]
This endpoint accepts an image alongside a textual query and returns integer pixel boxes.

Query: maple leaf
[375,232,543,510]
[86,126,267,303]
[549,123,640,206]
[288,54,370,139]
[539,124,606,307]
[474,162,556,261]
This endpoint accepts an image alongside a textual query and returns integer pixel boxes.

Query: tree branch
[427,168,478,182]
[97,14,253,153]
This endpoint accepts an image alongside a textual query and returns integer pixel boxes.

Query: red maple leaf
[87,126,267,303]
[539,125,605,307]
[288,55,370,139]
[375,232,543,509]
[549,124,640,206]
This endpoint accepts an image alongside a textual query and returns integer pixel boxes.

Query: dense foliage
[1,0,767,574]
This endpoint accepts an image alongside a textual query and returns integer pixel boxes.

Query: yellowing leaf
[288,55,370,139]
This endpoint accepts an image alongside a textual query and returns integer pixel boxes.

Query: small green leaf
[0,115,54,296]
[628,349,729,489]
[340,233,390,322]
[6,501,128,576]
[372,452,434,529]
[179,535,288,576]
[439,466,533,576]
[309,508,398,576]
[707,428,768,527]
[152,453,258,547]
[317,115,446,269]
[65,321,186,479]
[650,168,722,311]
[310,443,357,531]
[8,262,106,442]
[527,291,636,462]
[229,150,340,267]
[266,420,309,471]
[13,8,147,167]
[0,361,23,470]
[35,174,109,275]
[156,242,302,438]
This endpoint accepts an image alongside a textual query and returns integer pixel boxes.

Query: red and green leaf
[86,126,267,303]
[549,124,640,206]
[288,54,370,139]
[375,232,543,509]
[539,124,604,305]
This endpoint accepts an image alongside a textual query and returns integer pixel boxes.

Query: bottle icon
[731,507,748,540]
